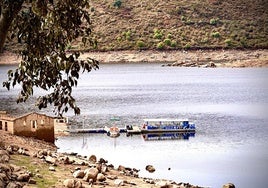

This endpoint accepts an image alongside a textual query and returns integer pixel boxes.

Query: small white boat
[106,126,120,138]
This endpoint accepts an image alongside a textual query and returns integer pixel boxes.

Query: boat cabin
[142,119,195,130]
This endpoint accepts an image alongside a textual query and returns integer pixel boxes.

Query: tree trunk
[0,1,23,53]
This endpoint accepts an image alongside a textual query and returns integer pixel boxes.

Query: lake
[1,63,268,188]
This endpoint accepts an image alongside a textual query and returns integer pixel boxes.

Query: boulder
[98,158,107,164]
[28,178,37,184]
[6,182,22,188]
[0,179,5,188]
[145,165,155,173]
[223,183,235,188]
[17,173,30,182]
[83,167,99,182]
[97,173,106,182]
[155,180,170,187]
[114,179,124,186]
[18,148,30,156]
[63,179,75,188]
[49,166,56,171]
[45,156,57,164]
[73,170,85,178]
[63,179,83,188]
[117,165,126,172]
[88,155,97,163]
[0,149,10,163]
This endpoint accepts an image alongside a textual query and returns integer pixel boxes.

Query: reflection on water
[141,132,195,141]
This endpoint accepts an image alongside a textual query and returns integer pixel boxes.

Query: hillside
[82,0,268,51]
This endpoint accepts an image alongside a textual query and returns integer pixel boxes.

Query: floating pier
[68,128,126,134]
[67,127,195,134]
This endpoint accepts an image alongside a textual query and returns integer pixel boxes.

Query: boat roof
[143,118,189,122]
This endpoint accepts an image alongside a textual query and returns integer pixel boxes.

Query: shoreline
[1,130,206,188]
[0,49,268,67]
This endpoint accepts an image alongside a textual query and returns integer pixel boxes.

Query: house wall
[13,113,55,143]
[0,119,14,134]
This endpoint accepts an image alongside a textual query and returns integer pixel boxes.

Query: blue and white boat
[140,118,195,133]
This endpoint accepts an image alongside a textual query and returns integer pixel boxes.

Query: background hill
[82,0,268,51]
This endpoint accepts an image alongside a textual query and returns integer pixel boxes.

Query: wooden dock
[67,127,195,134]
[68,128,126,134]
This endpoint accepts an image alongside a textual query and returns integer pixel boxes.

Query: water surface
[1,64,268,188]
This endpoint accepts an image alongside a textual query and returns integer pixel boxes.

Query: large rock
[88,155,97,163]
[63,179,83,188]
[114,179,124,186]
[73,170,85,178]
[0,149,10,163]
[83,167,99,182]
[145,165,155,173]
[6,182,22,188]
[45,156,57,164]
[223,183,235,188]
[17,173,30,182]
[97,173,106,182]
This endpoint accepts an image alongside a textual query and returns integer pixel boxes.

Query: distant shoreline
[1,49,268,67]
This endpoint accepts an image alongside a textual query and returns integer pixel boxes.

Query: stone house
[0,111,55,143]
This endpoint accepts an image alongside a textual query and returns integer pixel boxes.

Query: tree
[1,0,99,116]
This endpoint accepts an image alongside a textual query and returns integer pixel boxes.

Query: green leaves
[2,0,99,116]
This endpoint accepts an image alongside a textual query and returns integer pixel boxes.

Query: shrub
[136,40,145,48]
[210,18,219,25]
[164,38,171,46]
[113,0,122,8]
[224,39,232,47]
[157,42,164,49]
[167,33,173,39]
[211,31,220,38]
[171,40,177,47]
[184,43,191,49]
[153,29,163,39]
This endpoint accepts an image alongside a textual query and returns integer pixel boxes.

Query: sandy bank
[0,49,268,67]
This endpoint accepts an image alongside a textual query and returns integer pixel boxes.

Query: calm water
[1,64,268,188]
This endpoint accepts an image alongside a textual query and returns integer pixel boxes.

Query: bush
[154,33,163,39]
[167,33,173,39]
[184,43,191,49]
[210,18,219,25]
[157,42,164,49]
[153,29,163,39]
[113,0,122,8]
[171,40,177,47]
[164,38,171,46]
[136,40,145,48]
[211,31,220,38]
[224,39,232,47]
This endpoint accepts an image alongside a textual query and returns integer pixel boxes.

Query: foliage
[224,38,232,47]
[163,38,171,46]
[210,18,219,25]
[171,40,177,47]
[136,40,145,49]
[211,31,221,38]
[184,43,191,49]
[153,29,163,39]
[113,0,122,8]
[1,0,99,116]
[157,42,164,49]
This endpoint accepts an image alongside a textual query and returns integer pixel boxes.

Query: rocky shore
[0,49,268,68]
[0,131,203,188]
[0,131,237,188]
